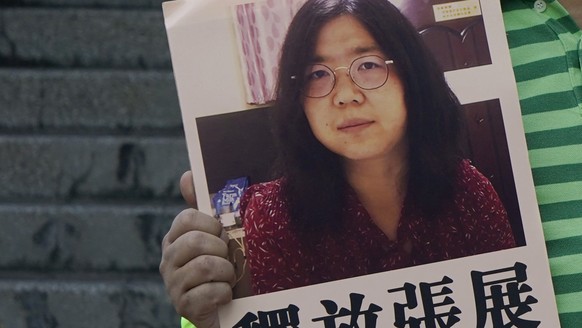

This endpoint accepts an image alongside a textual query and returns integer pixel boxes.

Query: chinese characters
[232,262,539,328]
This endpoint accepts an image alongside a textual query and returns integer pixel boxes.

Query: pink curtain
[233,0,306,105]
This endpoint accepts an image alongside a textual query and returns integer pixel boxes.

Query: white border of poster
[162,0,560,326]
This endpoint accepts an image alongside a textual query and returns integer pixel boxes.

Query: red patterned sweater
[240,160,516,295]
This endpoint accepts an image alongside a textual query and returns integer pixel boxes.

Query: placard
[162,0,560,326]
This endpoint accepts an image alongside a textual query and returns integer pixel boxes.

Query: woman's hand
[160,171,236,328]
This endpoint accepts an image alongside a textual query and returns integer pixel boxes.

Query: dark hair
[272,0,462,232]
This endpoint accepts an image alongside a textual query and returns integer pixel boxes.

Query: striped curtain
[232,0,306,105]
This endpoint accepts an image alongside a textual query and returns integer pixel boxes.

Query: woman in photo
[160,0,516,326]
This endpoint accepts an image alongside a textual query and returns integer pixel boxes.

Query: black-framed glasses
[294,55,394,98]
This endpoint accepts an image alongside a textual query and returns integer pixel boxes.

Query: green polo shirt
[503,0,582,326]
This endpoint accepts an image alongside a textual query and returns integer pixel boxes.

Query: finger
[175,255,237,292]
[220,228,230,245]
[163,230,229,269]
[164,208,224,247]
[180,171,197,208]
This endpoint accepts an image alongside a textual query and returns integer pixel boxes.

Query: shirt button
[534,0,547,13]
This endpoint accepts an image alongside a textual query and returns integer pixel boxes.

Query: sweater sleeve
[458,161,517,253]
[240,181,311,294]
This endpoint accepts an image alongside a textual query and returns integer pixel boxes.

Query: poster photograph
[162,0,561,326]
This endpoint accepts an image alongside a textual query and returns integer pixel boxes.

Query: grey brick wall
[0,0,186,326]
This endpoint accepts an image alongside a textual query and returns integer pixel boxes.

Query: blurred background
[0,0,188,326]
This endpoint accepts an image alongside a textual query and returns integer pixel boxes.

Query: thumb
[186,311,221,328]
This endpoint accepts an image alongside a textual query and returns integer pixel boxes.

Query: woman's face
[302,15,408,164]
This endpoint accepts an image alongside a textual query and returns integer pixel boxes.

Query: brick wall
[0,0,187,326]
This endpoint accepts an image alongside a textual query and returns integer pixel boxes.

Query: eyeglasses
[294,55,394,98]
